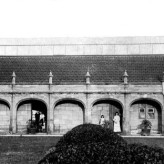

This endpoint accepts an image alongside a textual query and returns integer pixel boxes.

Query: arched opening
[54,99,84,134]
[0,100,10,133]
[130,99,162,135]
[17,99,47,133]
[92,99,123,131]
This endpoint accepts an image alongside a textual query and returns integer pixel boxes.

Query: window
[147,108,155,119]
[139,108,145,119]
[139,107,155,119]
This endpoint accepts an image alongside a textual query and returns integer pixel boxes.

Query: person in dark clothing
[35,112,40,122]
[35,112,40,131]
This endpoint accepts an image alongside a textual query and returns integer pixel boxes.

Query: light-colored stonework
[0,83,163,135]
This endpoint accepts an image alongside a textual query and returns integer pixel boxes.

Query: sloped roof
[0,55,164,85]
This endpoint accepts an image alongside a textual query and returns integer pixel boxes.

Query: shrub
[128,143,164,164]
[38,124,164,164]
[38,124,130,164]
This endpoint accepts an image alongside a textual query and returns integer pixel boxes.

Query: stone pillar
[47,71,54,133]
[10,72,17,133]
[162,109,164,134]
[85,70,92,123]
[11,93,17,133]
[85,85,92,123]
[162,76,164,134]
[123,87,130,135]
[47,84,54,134]
[49,93,54,133]
[9,96,12,133]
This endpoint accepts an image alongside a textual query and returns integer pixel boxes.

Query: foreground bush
[38,124,130,164]
[38,124,164,164]
[128,143,164,164]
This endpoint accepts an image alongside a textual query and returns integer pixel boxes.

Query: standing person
[113,112,121,133]
[35,112,40,123]
[35,112,40,131]
[99,115,105,128]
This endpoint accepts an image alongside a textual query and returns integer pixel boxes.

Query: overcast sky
[0,0,164,38]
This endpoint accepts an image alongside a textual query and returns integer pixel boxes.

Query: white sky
[0,0,164,38]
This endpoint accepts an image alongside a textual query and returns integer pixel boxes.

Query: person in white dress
[99,115,105,128]
[113,112,121,133]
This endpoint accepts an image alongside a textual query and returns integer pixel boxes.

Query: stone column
[123,86,130,135]
[10,72,17,133]
[85,93,92,123]
[9,95,12,133]
[162,109,164,134]
[85,84,92,124]
[11,92,17,133]
[84,70,92,123]
[49,92,54,133]
[162,79,164,134]
[47,84,54,134]
[46,71,54,133]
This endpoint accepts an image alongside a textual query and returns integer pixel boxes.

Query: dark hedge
[128,143,164,164]
[38,124,164,164]
[38,124,130,164]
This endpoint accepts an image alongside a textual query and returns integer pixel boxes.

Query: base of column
[47,120,54,134]
[12,127,17,134]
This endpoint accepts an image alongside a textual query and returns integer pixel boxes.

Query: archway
[54,99,84,134]
[92,99,123,131]
[17,99,47,133]
[0,100,10,133]
[130,99,162,135]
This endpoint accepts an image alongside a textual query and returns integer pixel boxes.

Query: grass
[0,136,60,164]
[0,136,164,164]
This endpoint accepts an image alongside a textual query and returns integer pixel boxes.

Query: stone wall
[0,83,163,135]
[17,104,31,132]
[0,104,10,132]
[54,103,83,134]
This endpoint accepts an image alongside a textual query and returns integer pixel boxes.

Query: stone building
[0,37,164,135]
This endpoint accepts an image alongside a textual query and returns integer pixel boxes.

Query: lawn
[0,135,164,164]
[0,136,60,164]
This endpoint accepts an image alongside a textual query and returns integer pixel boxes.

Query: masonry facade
[0,37,164,135]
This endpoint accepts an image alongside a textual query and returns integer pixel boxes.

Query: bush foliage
[38,124,164,164]
[128,143,164,164]
[38,124,129,164]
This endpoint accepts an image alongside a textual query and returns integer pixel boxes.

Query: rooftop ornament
[12,72,16,85]
[123,70,128,84]
[49,71,53,84]
[85,70,91,85]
